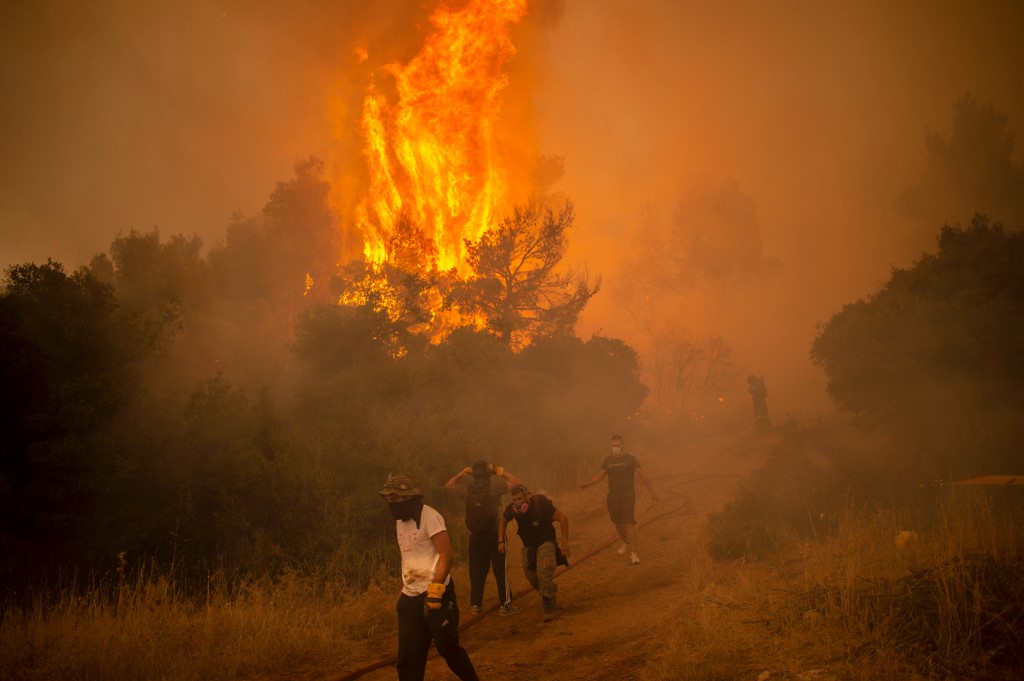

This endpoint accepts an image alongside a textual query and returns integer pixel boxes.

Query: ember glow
[355,0,528,276]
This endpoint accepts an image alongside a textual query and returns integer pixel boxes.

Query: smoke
[527,1,1024,414]
[0,0,423,266]
[2,0,1023,416]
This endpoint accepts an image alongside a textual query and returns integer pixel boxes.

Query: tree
[452,199,599,348]
[86,229,208,356]
[209,157,338,308]
[0,261,161,576]
[646,333,737,422]
[811,215,1024,474]
[899,94,1024,233]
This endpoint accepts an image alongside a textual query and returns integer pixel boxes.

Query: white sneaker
[630,552,641,565]
[617,542,629,555]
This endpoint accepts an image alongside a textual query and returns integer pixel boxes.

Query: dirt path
[337,425,777,681]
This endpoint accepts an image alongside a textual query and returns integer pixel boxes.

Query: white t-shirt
[395,504,450,596]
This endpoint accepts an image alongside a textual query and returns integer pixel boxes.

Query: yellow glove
[425,582,445,610]
[495,466,504,476]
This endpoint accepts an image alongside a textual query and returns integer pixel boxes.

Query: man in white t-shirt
[380,474,479,681]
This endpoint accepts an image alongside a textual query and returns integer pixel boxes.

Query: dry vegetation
[641,482,1024,680]
[3,427,1022,681]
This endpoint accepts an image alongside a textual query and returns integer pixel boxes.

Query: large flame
[356,0,529,276]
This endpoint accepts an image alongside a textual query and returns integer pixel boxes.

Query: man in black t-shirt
[580,434,658,565]
[498,485,570,622]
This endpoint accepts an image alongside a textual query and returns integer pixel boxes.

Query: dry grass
[0,567,397,681]
[641,484,1024,681]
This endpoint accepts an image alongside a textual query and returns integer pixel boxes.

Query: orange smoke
[356,0,529,276]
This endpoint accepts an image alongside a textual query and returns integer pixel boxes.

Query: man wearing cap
[444,460,523,616]
[380,474,479,681]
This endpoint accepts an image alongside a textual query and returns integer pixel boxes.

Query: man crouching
[497,484,570,622]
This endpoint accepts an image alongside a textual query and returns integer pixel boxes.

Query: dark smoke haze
[2,0,1022,416]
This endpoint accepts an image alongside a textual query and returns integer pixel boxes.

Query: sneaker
[498,603,521,616]
[630,552,641,565]
[470,605,481,615]
[617,542,629,555]
[542,609,555,622]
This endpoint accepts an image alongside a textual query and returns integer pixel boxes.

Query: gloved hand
[425,582,445,611]
[495,466,504,476]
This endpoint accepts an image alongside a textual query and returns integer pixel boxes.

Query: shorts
[606,495,636,524]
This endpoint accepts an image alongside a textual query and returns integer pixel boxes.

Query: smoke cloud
[1,0,1022,415]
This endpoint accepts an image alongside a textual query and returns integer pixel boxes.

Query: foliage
[706,426,862,561]
[0,159,647,598]
[452,199,599,348]
[0,261,167,578]
[209,157,338,306]
[811,215,1024,475]
[900,93,1024,232]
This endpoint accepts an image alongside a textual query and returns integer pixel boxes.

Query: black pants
[468,527,509,608]
[396,579,478,681]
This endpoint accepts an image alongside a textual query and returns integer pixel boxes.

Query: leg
[426,580,478,681]
[521,546,540,591]
[467,531,490,609]
[396,593,431,681]
[535,541,558,616]
[489,533,510,604]
[608,496,630,543]
[620,523,638,552]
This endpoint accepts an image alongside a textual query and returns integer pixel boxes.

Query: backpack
[464,478,500,534]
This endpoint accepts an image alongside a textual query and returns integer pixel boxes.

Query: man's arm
[552,509,570,556]
[636,466,658,503]
[444,467,472,495]
[430,530,454,583]
[499,467,523,489]
[579,468,607,490]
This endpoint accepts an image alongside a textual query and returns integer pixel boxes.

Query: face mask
[388,497,424,522]
[611,446,623,455]
[513,500,529,514]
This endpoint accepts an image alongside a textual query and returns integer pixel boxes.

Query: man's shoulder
[534,494,556,511]
[421,505,447,533]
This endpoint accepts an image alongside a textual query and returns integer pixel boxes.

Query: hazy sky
[2,0,1022,414]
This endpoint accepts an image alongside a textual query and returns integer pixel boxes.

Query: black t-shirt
[601,453,640,498]
[502,494,557,547]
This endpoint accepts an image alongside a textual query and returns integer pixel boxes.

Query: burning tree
[451,199,599,348]
[330,0,602,350]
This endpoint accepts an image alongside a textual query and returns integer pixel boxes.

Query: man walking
[380,474,479,681]
[445,460,523,616]
[497,484,569,622]
[580,434,658,565]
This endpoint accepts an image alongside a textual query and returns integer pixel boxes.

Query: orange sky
[1,0,1022,415]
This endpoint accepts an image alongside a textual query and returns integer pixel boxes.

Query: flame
[356,0,528,276]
